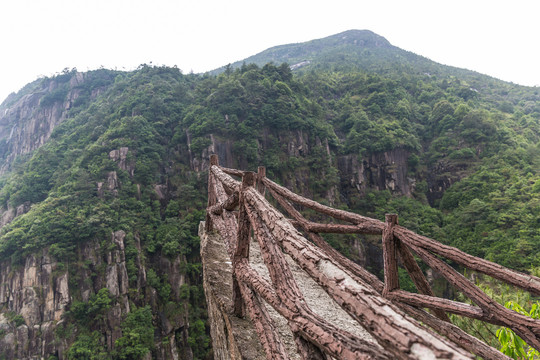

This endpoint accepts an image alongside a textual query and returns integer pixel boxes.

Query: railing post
[205,154,219,232]
[233,171,255,317]
[382,214,399,297]
[257,166,266,196]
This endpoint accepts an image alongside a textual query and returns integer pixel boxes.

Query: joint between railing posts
[383,214,399,297]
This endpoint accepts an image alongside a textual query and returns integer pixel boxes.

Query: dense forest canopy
[0,30,538,359]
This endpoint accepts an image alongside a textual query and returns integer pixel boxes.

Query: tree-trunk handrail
[204,155,527,359]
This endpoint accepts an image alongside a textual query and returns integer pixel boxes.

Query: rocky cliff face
[0,71,111,175]
[337,148,415,197]
[0,230,191,360]
[0,250,70,359]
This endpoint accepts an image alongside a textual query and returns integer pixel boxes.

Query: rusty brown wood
[409,243,540,351]
[394,225,540,296]
[207,167,516,359]
[267,186,384,293]
[209,191,239,215]
[210,173,239,257]
[263,174,540,297]
[262,177,384,234]
[220,166,245,178]
[238,281,291,360]
[260,168,540,297]
[235,259,391,359]
[232,172,256,317]
[257,166,266,196]
[207,197,290,360]
[243,187,473,359]
[387,290,503,324]
[241,198,328,359]
[399,304,511,360]
[296,232,507,360]
[382,214,399,297]
[306,222,376,234]
[212,166,241,193]
[278,211,506,359]
[396,240,450,322]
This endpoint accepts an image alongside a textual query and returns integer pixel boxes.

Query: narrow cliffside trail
[201,155,540,359]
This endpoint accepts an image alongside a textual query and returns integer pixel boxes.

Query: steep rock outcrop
[0,229,190,360]
[0,72,110,175]
[0,201,31,229]
[0,251,70,358]
[338,148,414,197]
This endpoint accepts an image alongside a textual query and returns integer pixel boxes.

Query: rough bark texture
[233,172,255,317]
[394,225,540,296]
[408,244,540,350]
[267,186,383,293]
[400,304,512,360]
[382,214,399,297]
[262,177,384,234]
[396,241,450,322]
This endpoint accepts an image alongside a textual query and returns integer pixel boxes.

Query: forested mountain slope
[0,30,538,359]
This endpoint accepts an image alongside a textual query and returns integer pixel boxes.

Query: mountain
[214,30,488,79]
[0,31,538,358]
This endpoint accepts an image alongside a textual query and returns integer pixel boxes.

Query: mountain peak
[322,29,392,48]
[210,29,398,74]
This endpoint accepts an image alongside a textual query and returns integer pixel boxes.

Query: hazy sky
[1,0,539,103]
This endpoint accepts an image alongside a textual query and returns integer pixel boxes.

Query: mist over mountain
[0,30,538,359]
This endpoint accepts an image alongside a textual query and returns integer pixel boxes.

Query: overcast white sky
[1,0,539,103]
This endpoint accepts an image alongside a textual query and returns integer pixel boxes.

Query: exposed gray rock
[109,147,135,176]
[338,148,413,197]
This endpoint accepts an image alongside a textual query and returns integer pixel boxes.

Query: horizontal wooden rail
[394,226,540,296]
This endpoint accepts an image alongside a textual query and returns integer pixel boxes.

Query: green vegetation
[0,30,538,357]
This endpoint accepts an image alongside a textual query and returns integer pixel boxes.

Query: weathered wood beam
[205,155,220,232]
[238,282,291,360]
[210,176,239,257]
[388,290,499,323]
[399,304,512,360]
[396,240,450,322]
[211,166,241,193]
[232,172,256,317]
[409,243,540,351]
[262,177,384,234]
[257,166,266,196]
[394,225,540,296]
[382,214,399,297]
[208,169,510,360]
[207,204,290,360]
[267,186,384,293]
[243,188,473,359]
[220,166,245,178]
[209,191,239,215]
[242,199,328,359]
[235,259,391,360]
[264,174,540,296]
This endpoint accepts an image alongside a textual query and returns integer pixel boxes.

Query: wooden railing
[205,155,540,359]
